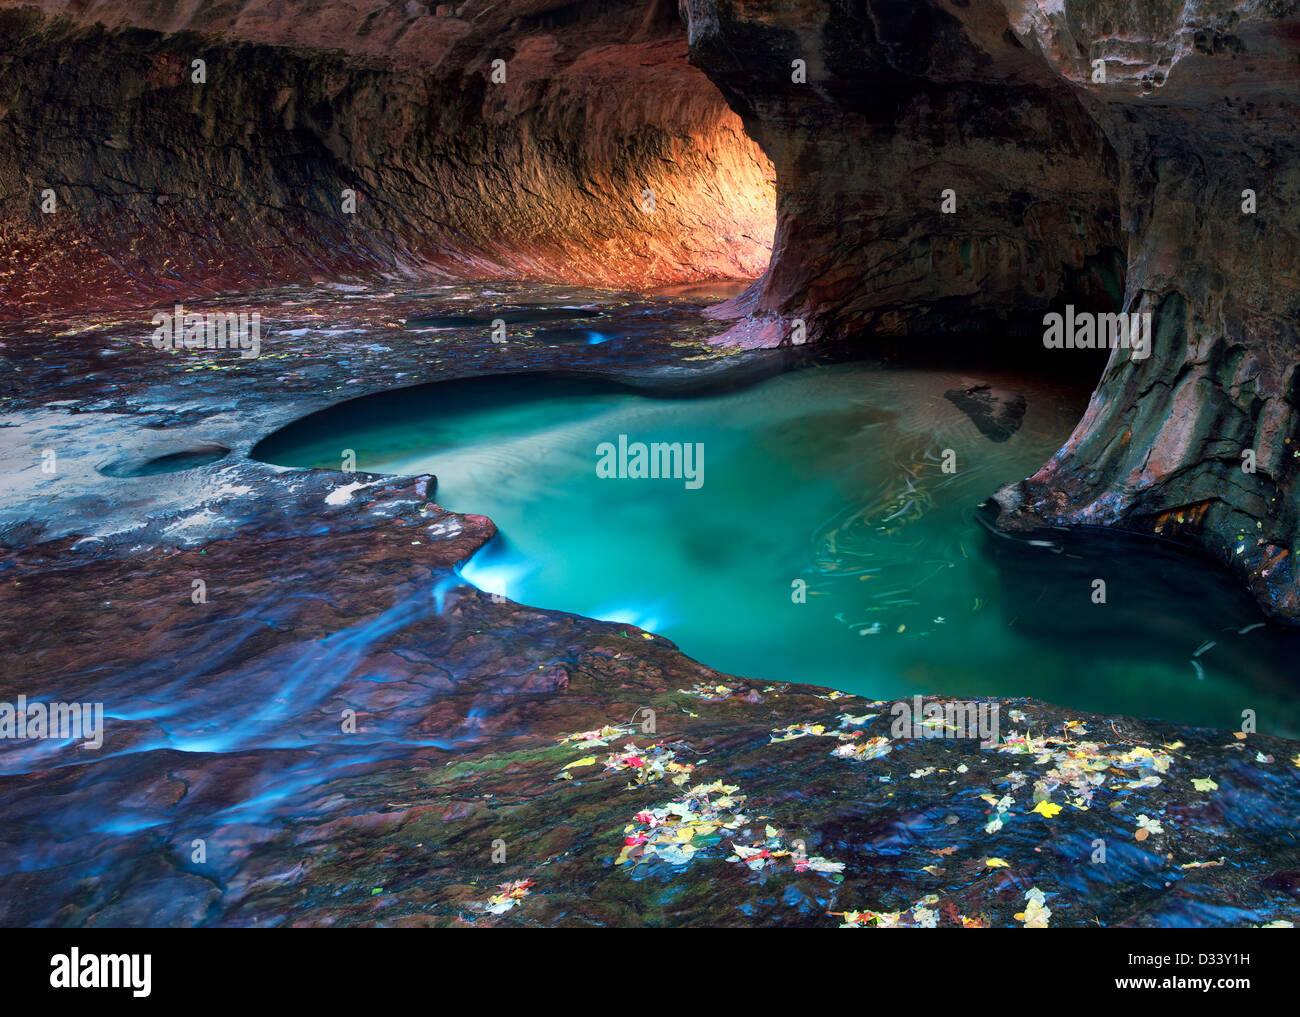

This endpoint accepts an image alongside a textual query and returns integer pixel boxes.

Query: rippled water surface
[257,361,1300,737]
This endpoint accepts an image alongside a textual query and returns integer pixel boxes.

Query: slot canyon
[1,0,1299,933]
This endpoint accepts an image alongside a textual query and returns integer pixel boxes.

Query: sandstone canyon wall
[0,0,776,317]
[680,0,1300,622]
[993,1,1300,622]
[679,0,1124,350]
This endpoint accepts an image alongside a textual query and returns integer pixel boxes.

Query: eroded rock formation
[681,0,1300,622]
[2,293,1296,926]
[992,2,1300,622]
[0,0,775,318]
[680,0,1124,349]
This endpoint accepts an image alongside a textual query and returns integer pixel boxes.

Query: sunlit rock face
[679,0,1123,350]
[0,0,775,318]
[685,0,1300,622]
[991,1,1300,621]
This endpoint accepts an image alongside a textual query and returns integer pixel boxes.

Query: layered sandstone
[681,0,1300,622]
[992,1,1300,621]
[679,0,1123,350]
[0,0,775,318]
[3,0,1298,620]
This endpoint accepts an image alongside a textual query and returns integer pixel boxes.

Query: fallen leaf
[561,755,598,772]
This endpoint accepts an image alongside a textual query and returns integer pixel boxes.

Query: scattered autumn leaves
[472,688,1299,926]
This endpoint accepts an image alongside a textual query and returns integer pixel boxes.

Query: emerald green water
[256,362,1300,736]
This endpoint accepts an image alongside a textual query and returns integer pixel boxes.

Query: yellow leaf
[1191,777,1219,791]
[1031,801,1063,818]
[561,755,598,771]
[985,857,1011,867]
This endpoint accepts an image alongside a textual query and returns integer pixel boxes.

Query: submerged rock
[0,0,1297,929]
[944,383,1028,442]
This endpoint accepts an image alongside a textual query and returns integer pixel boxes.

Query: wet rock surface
[1,0,1298,929]
[2,287,1298,927]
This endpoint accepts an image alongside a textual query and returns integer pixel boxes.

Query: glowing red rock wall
[0,0,775,318]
